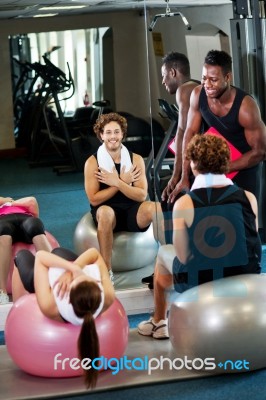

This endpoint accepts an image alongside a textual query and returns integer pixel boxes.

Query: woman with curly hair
[84,112,156,284]
[138,134,261,339]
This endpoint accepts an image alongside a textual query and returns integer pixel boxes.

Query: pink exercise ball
[5,294,129,378]
[6,231,59,294]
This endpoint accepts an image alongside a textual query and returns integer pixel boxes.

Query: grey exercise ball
[169,274,266,373]
[73,212,158,272]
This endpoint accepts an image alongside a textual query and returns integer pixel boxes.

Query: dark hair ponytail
[78,313,99,388]
[70,281,102,388]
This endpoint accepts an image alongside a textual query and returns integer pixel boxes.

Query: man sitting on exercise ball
[84,112,157,284]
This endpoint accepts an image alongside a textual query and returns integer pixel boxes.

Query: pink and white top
[0,202,31,216]
[48,264,104,325]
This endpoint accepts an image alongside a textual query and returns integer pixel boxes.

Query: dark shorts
[172,256,261,294]
[0,213,45,243]
[91,202,149,233]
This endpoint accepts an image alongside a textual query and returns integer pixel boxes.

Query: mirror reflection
[10,28,114,171]
[6,2,163,292]
[1,2,236,295]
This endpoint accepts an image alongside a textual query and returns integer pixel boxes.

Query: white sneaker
[109,269,115,286]
[0,290,9,305]
[138,317,169,339]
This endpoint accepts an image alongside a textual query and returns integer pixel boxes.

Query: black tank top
[173,185,261,292]
[199,86,251,153]
[199,86,261,198]
[91,151,137,209]
[189,185,260,264]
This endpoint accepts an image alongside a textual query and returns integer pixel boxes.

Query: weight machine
[230,0,266,242]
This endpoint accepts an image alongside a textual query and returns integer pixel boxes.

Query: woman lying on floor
[0,196,52,305]
[12,247,115,388]
[138,134,261,339]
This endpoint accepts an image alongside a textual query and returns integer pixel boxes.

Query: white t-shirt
[48,264,104,325]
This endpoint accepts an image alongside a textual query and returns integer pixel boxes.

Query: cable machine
[148,0,191,32]
[230,0,266,242]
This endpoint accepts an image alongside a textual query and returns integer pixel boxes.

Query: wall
[146,4,233,116]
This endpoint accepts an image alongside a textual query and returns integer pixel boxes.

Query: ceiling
[0,0,232,20]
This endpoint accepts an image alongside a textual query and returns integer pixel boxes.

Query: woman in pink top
[0,196,52,304]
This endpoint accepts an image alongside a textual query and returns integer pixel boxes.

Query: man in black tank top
[84,113,157,284]
[171,49,266,205]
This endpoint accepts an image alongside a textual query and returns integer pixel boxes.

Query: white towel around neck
[191,173,233,190]
[97,143,132,172]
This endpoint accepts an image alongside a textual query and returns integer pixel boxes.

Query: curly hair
[204,50,232,76]
[93,112,127,140]
[162,51,190,77]
[186,134,230,174]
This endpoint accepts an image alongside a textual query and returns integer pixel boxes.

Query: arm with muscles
[162,84,198,201]
[229,96,266,173]
[84,156,119,207]
[96,153,148,202]
[168,88,203,203]
[172,195,194,264]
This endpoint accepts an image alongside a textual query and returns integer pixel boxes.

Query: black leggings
[14,247,78,293]
[0,214,45,243]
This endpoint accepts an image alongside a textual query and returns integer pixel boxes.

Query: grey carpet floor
[0,329,217,400]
